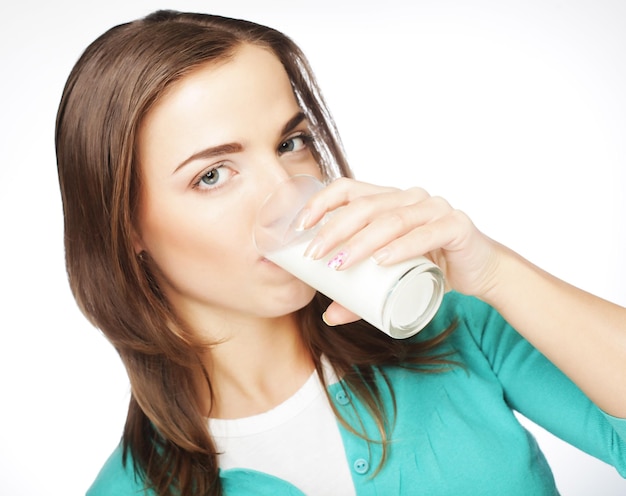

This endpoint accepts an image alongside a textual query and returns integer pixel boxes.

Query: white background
[1,0,625,494]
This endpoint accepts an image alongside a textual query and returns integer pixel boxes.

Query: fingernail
[304,237,325,259]
[322,312,336,326]
[371,248,390,265]
[294,208,311,231]
[327,250,348,270]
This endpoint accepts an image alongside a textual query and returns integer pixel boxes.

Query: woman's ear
[131,228,145,256]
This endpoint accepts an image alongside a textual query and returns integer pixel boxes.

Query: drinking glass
[253,175,444,338]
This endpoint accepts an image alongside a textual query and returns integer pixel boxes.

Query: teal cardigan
[88,292,626,495]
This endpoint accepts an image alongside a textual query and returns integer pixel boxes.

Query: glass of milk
[253,175,445,339]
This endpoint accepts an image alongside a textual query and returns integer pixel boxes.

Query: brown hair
[56,10,454,496]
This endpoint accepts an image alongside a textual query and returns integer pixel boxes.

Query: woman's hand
[303,179,626,418]
[299,177,500,323]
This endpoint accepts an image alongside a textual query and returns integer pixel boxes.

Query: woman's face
[134,44,321,335]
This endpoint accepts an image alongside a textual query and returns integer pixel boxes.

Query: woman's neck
[199,313,315,419]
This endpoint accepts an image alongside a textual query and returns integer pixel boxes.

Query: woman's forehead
[137,44,301,174]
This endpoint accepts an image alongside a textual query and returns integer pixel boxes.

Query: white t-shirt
[208,361,356,495]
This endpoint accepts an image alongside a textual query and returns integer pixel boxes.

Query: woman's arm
[301,177,626,417]
[479,242,626,418]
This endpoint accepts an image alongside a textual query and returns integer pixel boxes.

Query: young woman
[55,9,626,496]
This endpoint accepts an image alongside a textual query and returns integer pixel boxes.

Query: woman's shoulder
[87,444,150,496]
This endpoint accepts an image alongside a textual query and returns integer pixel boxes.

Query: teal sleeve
[456,292,626,477]
[86,444,151,496]
[606,413,626,441]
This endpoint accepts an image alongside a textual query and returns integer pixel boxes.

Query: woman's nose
[255,158,295,196]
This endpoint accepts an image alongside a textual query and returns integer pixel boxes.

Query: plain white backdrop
[1,0,625,494]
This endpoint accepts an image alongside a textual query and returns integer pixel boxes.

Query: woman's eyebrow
[172,111,307,175]
[281,111,306,135]
[172,142,243,175]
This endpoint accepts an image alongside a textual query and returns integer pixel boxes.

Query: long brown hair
[56,10,454,496]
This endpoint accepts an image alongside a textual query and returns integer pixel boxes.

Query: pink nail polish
[327,250,348,270]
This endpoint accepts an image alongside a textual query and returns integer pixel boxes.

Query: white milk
[267,239,444,338]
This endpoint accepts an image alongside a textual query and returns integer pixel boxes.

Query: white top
[208,361,356,495]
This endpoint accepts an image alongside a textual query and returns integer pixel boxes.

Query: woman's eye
[194,164,233,191]
[201,169,220,186]
[278,134,311,155]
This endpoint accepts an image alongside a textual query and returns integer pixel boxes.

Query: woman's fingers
[345,195,456,268]
[301,177,501,311]
[299,177,401,230]
[305,187,453,269]
[322,301,361,326]
[372,207,474,266]
[301,177,499,296]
